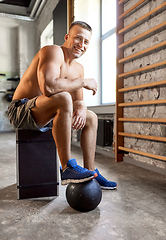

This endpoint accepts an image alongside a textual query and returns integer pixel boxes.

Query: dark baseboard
[124,156,166,176]
[71,142,166,176]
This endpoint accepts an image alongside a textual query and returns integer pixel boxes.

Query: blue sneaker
[95,168,117,190]
[60,159,98,185]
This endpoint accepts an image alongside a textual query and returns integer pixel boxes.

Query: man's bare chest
[60,62,80,79]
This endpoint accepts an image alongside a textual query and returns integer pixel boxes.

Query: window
[74,0,100,106]
[100,0,116,104]
[40,20,53,48]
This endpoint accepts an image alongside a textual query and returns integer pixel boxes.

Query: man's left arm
[72,88,87,131]
[71,63,97,131]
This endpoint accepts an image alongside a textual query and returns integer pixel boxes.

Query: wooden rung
[118,118,166,123]
[119,0,146,19]
[118,2,166,34]
[119,99,166,107]
[119,41,166,63]
[118,132,166,142]
[118,79,166,92]
[118,60,166,78]
[118,0,125,4]
[118,146,166,162]
[119,21,166,49]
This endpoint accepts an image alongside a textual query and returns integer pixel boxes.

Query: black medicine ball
[66,179,102,212]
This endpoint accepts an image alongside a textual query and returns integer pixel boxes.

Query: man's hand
[72,101,87,131]
[84,78,98,95]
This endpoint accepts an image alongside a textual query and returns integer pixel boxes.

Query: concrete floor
[0,132,166,240]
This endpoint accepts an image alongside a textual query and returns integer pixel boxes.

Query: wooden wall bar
[118,146,166,162]
[118,118,166,123]
[119,0,146,19]
[119,79,166,92]
[119,21,166,49]
[119,99,166,107]
[118,132,166,142]
[119,41,166,63]
[118,0,125,5]
[67,0,74,29]
[116,0,166,162]
[119,60,166,78]
[115,0,124,161]
[118,2,166,34]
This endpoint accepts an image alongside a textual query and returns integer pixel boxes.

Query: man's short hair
[69,21,92,33]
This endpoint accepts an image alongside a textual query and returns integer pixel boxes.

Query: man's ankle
[61,164,68,171]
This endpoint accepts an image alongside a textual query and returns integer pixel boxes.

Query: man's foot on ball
[60,159,98,185]
[95,168,117,190]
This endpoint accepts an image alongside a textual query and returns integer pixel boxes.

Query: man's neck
[61,46,75,65]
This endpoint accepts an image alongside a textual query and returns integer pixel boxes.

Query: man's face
[65,25,92,59]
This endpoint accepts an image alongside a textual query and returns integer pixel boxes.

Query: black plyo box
[16,129,59,199]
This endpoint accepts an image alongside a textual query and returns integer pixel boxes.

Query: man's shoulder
[74,61,84,74]
[74,61,83,69]
[40,45,63,54]
[39,45,64,62]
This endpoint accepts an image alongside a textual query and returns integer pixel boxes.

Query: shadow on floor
[0,183,17,200]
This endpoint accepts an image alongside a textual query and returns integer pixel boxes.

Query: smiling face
[64,25,92,59]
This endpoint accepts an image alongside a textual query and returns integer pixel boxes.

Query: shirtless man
[8,21,117,189]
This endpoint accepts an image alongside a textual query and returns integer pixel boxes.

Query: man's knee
[86,110,98,128]
[59,92,72,106]
[52,91,73,111]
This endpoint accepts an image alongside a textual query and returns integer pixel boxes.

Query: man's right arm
[37,45,97,96]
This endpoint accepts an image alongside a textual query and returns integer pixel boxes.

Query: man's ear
[64,34,69,41]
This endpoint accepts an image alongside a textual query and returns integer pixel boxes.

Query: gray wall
[35,0,59,51]
[0,17,36,132]
[122,0,166,170]
[0,0,61,132]
[53,0,67,46]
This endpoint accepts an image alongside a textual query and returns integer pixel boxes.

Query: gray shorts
[7,97,52,132]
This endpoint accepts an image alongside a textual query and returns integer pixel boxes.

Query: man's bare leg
[80,110,117,189]
[31,92,73,170]
[31,94,97,184]
[80,110,98,171]
[52,107,72,170]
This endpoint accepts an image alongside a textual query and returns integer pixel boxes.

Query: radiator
[77,119,113,147]
[96,119,113,147]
